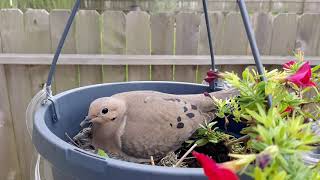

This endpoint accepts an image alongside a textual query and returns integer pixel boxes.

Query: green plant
[0,0,74,10]
[195,51,320,180]
[186,121,231,147]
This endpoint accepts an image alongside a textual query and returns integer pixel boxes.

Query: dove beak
[80,116,92,127]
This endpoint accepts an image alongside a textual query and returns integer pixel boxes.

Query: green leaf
[253,167,266,180]
[273,171,287,180]
[97,149,108,158]
[312,64,320,72]
[195,139,209,146]
[185,140,195,144]
[208,139,218,144]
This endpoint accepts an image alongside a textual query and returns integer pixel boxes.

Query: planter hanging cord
[202,0,217,91]
[45,0,81,101]
[43,0,271,108]
[237,0,272,107]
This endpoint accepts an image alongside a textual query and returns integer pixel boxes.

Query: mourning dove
[81,88,238,163]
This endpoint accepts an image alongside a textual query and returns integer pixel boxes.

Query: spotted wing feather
[117,92,206,159]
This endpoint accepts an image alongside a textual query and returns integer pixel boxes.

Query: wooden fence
[0,8,320,180]
[81,0,320,13]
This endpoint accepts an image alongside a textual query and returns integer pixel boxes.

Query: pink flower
[283,61,296,70]
[204,70,220,84]
[192,151,239,180]
[287,62,316,88]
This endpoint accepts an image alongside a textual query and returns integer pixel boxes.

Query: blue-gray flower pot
[33,81,250,180]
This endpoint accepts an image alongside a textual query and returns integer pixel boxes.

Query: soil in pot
[176,141,231,168]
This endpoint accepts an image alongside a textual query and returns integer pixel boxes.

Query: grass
[0,0,74,10]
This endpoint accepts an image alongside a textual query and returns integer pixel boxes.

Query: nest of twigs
[67,123,247,168]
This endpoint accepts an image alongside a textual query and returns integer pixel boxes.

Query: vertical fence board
[253,12,273,55]
[24,10,51,53]
[221,12,248,75]
[222,12,248,55]
[0,9,32,180]
[198,12,224,56]
[50,10,79,93]
[296,14,320,56]
[0,9,25,53]
[24,10,52,95]
[102,11,126,83]
[151,13,174,81]
[24,10,53,180]
[126,11,150,81]
[0,35,21,180]
[270,13,298,55]
[175,12,200,82]
[252,12,274,70]
[198,12,224,83]
[5,65,33,180]
[76,10,102,86]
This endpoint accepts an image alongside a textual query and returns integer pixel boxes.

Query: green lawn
[0,0,74,10]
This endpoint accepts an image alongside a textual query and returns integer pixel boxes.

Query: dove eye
[101,108,109,114]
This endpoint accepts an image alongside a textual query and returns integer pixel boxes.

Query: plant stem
[173,143,198,167]
[150,156,155,166]
[226,135,250,147]
[65,132,80,148]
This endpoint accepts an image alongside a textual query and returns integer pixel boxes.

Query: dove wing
[119,92,206,159]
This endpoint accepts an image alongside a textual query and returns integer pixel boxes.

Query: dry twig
[174,143,198,167]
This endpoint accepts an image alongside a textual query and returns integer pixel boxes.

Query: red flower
[204,70,220,84]
[287,62,316,88]
[192,151,239,180]
[283,106,293,113]
[283,61,296,70]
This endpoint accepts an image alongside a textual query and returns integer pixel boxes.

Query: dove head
[84,97,127,125]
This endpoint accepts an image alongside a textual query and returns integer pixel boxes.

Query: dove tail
[202,111,216,123]
[208,88,239,100]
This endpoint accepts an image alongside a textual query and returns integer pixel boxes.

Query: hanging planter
[33,81,251,180]
[30,0,320,179]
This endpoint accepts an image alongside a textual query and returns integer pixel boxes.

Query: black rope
[202,0,216,90]
[46,0,81,88]
[237,0,272,108]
